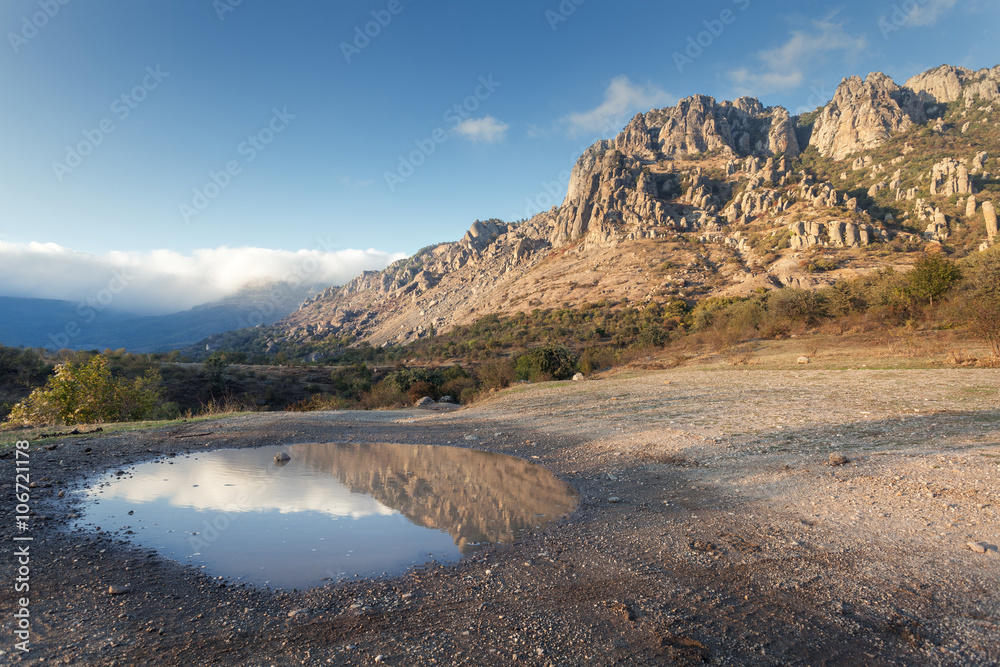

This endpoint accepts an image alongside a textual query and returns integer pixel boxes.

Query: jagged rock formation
[811,73,926,160]
[268,63,1000,349]
[930,158,975,196]
[788,220,881,250]
[645,96,800,158]
[906,65,1000,105]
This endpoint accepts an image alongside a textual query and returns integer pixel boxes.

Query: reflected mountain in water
[288,442,578,554]
[76,443,577,587]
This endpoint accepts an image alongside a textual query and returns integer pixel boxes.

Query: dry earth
[2,368,999,666]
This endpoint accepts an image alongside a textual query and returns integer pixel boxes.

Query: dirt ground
[2,368,999,666]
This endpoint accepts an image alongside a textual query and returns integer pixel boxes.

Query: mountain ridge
[260,64,1000,352]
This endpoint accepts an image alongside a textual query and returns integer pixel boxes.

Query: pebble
[108,585,130,595]
[288,608,310,618]
[828,453,850,466]
[608,497,621,503]
[274,452,291,463]
[967,541,990,554]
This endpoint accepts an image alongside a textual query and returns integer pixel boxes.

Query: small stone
[968,541,989,554]
[797,356,810,364]
[415,396,436,407]
[464,435,479,441]
[108,585,130,595]
[608,497,621,503]
[828,453,850,466]
[401,592,414,600]
[572,372,585,381]
[288,608,310,618]
[374,655,386,663]
[274,452,290,463]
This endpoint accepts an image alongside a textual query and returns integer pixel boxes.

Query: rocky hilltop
[278,64,1000,350]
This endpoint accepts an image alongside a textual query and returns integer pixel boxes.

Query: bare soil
[2,368,999,666]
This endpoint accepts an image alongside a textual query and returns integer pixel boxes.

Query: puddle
[75,442,577,589]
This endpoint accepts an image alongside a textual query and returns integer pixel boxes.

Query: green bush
[6,355,161,426]
[514,346,578,382]
[907,254,961,306]
[767,288,827,323]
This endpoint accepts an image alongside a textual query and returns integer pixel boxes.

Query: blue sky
[0,0,997,312]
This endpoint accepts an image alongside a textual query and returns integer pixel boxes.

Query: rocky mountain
[275,64,1000,351]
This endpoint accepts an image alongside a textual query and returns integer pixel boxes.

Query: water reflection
[76,443,577,589]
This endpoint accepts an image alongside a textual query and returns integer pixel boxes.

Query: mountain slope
[277,64,1000,351]
[0,280,323,352]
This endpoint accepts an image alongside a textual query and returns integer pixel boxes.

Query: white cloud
[0,242,407,315]
[729,19,868,95]
[905,0,957,26]
[454,116,509,143]
[563,76,674,135]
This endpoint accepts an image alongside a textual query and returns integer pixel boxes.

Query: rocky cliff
[275,64,1000,350]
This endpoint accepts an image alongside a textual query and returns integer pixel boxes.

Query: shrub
[908,254,961,306]
[514,345,578,382]
[475,357,515,391]
[440,376,476,399]
[359,379,408,410]
[580,346,618,375]
[767,288,827,323]
[407,380,437,404]
[6,355,161,426]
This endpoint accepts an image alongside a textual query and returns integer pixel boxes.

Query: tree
[6,355,161,426]
[907,255,961,307]
[959,246,1000,355]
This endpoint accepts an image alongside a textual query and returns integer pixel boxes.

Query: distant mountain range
[0,281,325,352]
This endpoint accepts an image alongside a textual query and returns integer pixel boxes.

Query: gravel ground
[2,368,999,666]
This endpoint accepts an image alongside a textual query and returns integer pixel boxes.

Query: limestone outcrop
[645,95,800,158]
[810,73,926,160]
[929,158,974,196]
[906,64,1000,106]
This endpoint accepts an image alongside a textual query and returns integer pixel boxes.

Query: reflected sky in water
[76,443,577,589]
